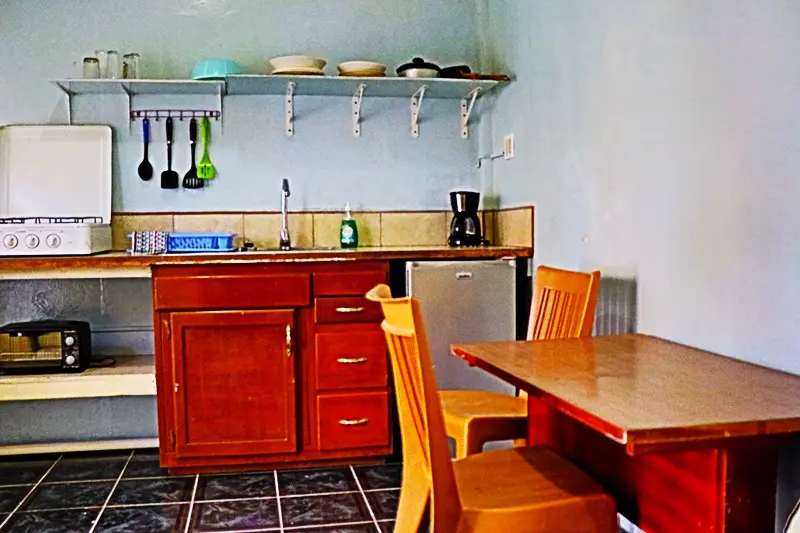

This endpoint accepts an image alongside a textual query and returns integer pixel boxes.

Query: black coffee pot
[448,191,482,247]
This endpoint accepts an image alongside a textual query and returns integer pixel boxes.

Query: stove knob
[65,355,76,366]
[3,235,19,249]
[24,234,40,249]
[46,234,61,248]
[64,336,75,347]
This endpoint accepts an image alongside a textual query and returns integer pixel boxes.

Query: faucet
[279,178,291,250]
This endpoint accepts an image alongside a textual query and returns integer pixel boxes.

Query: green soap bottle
[340,202,359,248]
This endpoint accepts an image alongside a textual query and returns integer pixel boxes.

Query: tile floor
[0,449,400,533]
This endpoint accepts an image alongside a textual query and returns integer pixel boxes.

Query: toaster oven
[0,320,91,373]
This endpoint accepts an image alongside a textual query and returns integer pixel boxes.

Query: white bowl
[269,55,326,72]
[337,61,387,74]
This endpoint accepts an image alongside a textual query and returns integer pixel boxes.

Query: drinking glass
[82,57,100,79]
[106,50,121,79]
[123,53,140,79]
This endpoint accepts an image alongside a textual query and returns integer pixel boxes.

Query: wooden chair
[366,284,616,533]
[440,266,601,458]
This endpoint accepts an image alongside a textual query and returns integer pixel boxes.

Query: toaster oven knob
[65,355,76,366]
[25,234,40,248]
[3,235,18,249]
[46,234,61,248]
[64,336,75,347]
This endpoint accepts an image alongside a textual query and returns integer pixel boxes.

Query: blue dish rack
[167,232,236,253]
[128,232,236,254]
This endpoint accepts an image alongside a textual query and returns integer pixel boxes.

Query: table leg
[528,397,778,533]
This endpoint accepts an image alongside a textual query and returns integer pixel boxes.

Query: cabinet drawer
[314,271,388,296]
[316,331,388,391]
[318,392,390,451]
[315,297,383,324]
[154,273,311,310]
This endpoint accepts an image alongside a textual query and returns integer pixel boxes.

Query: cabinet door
[170,310,297,458]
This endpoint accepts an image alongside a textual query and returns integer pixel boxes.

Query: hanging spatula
[197,117,216,180]
[160,117,180,189]
[182,118,202,189]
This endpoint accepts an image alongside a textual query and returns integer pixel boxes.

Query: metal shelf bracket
[53,82,74,125]
[286,82,296,137]
[121,85,133,133]
[411,86,427,138]
[461,88,481,139]
[352,84,366,137]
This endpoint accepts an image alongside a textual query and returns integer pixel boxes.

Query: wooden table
[452,334,800,533]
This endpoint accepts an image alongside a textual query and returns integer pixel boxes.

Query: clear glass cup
[106,50,121,79]
[94,49,108,78]
[122,53,140,79]
[82,57,100,79]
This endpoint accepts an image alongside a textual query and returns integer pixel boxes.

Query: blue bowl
[191,59,243,80]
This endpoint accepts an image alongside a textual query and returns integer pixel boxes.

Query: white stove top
[0,126,113,256]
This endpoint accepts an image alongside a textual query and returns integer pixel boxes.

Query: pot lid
[396,57,441,74]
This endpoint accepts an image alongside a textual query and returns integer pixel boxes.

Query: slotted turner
[197,117,215,179]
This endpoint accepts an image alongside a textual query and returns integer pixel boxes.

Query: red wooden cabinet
[170,310,297,458]
[152,261,392,473]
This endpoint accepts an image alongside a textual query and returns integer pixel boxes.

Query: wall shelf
[0,355,156,401]
[51,79,225,96]
[225,75,503,98]
[49,76,508,138]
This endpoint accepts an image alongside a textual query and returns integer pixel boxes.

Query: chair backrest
[529,266,601,341]
[366,284,461,532]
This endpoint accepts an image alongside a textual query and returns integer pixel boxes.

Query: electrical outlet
[504,134,515,160]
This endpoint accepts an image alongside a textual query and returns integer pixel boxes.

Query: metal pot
[396,57,441,78]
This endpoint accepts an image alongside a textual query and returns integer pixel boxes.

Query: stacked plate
[337,61,387,77]
[269,55,326,76]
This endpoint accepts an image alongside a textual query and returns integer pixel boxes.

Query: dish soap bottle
[340,202,359,249]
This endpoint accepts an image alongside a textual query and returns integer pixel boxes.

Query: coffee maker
[448,191,482,247]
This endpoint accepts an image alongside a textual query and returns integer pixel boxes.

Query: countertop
[0,245,532,279]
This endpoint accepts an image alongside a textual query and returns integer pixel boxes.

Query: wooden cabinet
[153,261,392,473]
[170,310,297,458]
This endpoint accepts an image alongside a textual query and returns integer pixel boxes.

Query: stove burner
[0,216,103,225]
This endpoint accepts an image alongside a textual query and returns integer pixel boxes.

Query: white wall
[0,0,483,212]
[480,0,800,529]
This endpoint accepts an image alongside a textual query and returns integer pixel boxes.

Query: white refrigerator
[405,259,517,395]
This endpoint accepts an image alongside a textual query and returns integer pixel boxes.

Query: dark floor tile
[190,499,280,532]
[0,508,97,533]
[121,457,169,479]
[278,467,358,496]
[379,520,395,533]
[0,485,31,513]
[46,454,128,482]
[354,464,402,490]
[24,481,112,511]
[0,460,53,486]
[94,504,188,533]
[367,490,398,521]
[197,473,276,501]
[108,478,194,506]
[132,449,159,457]
[284,525,375,533]
[282,493,371,528]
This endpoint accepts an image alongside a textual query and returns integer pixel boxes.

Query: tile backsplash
[111,207,534,251]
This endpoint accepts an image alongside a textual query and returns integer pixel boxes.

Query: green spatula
[197,117,216,179]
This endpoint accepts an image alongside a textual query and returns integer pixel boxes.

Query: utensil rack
[130,110,221,122]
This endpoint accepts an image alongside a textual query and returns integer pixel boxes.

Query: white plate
[271,67,325,75]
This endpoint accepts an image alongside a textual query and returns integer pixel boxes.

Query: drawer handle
[339,418,370,426]
[336,306,366,314]
[337,357,369,364]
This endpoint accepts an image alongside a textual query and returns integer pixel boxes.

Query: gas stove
[0,217,111,256]
[0,125,113,256]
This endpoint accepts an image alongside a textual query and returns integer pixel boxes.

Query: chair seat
[453,446,617,532]
[439,390,528,420]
